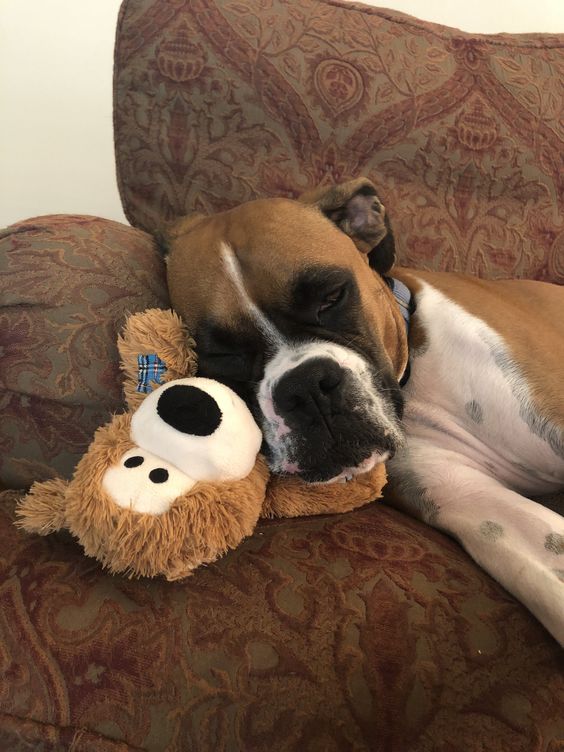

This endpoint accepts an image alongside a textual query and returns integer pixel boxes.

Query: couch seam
[317,0,564,49]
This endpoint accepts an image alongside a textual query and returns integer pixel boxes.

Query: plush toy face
[19,376,270,581]
[102,377,263,516]
[102,446,197,515]
[16,308,387,581]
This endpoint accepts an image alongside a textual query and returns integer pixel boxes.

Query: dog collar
[385,276,412,333]
[384,276,413,387]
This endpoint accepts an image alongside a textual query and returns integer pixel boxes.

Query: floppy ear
[118,308,198,411]
[298,177,396,275]
[16,477,69,535]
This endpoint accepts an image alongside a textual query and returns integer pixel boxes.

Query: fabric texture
[0,215,169,489]
[114,0,564,282]
[1,0,563,749]
[1,489,563,751]
[136,353,168,393]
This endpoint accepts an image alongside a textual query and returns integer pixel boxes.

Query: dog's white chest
[402,282,564,494]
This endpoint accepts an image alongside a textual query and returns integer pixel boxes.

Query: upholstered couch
[1,1,563,749]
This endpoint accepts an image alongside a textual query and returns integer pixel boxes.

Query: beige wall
[1,0,125,227]
[1,0,562,228]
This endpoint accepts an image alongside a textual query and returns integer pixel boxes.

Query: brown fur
[16,308,387,580]
[17,477,68,534]
[165,198,409,382]
[264,462,387,518]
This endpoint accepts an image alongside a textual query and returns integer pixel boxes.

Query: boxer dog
[163,177,564,645]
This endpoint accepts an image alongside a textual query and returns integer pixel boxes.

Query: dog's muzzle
[258,342,403,484]
[273,357,345,425]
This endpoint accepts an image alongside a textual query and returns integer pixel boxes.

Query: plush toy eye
[124,455,144,468]
[124,455,168,483]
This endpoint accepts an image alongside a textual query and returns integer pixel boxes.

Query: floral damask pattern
[0,216,169,488]
[114,0,563,282]
[310,57,368,121]
[1,491,563,751]
[2,2,563,749]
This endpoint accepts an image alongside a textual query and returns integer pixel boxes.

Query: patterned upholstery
[114,0,564,281]
[1,0,563,749]
[1,489,563,750]
[0,216,169,489]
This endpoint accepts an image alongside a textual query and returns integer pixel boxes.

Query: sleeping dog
[163,177,564,644]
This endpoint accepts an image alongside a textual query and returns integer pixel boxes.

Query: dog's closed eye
[291,266,356,328]
[318,285,348,316]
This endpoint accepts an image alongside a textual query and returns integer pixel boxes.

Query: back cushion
[114,0,563,281]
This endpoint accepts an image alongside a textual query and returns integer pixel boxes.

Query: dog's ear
[298,178,396,275]
[166,213,207,239]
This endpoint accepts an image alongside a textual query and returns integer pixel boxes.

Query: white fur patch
[388,280,564,645]
[220,242,285,349]
[397,281,564,495]
[258,340,403,475]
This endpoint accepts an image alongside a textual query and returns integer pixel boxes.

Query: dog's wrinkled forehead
[165,197,385,333]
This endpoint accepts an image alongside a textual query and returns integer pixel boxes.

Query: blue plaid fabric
[136,354,167,394]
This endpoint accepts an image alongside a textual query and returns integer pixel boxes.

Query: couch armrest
[0,215,169,488]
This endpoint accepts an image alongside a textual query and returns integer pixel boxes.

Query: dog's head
[164,178,408,483]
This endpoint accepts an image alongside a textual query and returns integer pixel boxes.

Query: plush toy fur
[16,309,387,580]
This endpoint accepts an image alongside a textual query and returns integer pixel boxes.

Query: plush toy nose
[273,357,344,424]
[157,384,222,436]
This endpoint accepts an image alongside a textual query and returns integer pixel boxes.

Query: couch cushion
[114,0,564,281]
[1,490,563,750]
[0,215,169,489]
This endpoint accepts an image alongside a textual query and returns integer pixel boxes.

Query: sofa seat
[1,488,563,751]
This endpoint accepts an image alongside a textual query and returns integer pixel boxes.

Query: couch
[1,0,563,749]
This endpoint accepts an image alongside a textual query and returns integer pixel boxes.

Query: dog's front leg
[388,443,564,645]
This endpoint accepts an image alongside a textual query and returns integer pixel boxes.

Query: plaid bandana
[136,354,167,394]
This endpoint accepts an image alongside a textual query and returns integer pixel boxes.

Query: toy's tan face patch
[102,446,196,515]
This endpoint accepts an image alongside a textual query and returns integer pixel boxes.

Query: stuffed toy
[16,309,387,580]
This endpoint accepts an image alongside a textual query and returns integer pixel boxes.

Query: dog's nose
[273,357,344,422]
